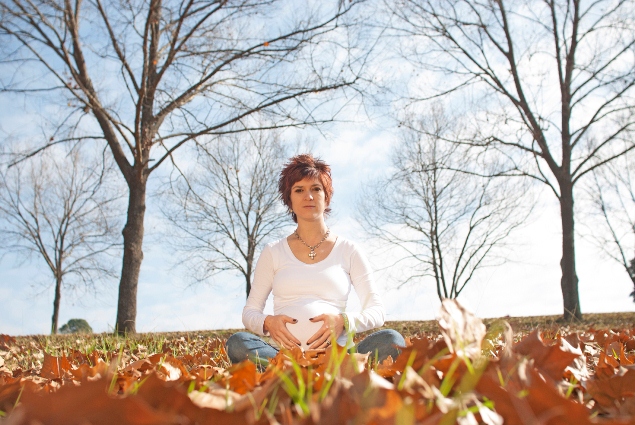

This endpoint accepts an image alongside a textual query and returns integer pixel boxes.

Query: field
[1,307,634,424]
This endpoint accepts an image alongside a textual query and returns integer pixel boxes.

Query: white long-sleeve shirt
[242,237,386,349]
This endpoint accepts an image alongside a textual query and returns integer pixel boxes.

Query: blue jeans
[226,329,406,368]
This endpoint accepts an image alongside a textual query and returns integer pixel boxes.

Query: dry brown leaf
[5,313,635,424]
[70,358,108,381]
[306,378,358,425]
[0,335,16,351]
[5,377,175,425]
[437,299,486,359]
[597,350,621,379]
[513,330,583,383]
[189,388,241,410]
[477,360,593,425]
[190,364,225,381]
[587,366,635,409]
[337,351,369,380]
[40,352,73,380]
[226,360,259,395]
[521,366,595,425]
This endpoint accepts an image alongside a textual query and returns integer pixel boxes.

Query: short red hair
[278,154,333,223]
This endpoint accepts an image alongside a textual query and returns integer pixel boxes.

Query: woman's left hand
[306,313,345,349]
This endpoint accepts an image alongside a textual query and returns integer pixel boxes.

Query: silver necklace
[294,228,330,260]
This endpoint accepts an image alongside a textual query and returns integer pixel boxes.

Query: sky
[1,121,633,336]
[0,0,634,336]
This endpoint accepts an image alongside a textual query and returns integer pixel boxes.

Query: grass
[359,311,635,338]
[3,331,232,372]
[1,311,634,424]
[3,311,633,373]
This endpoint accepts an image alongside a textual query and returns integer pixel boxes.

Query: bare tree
[357,107,527,300]
[0,0,369,332]
[0,146,122,334]
[585,154,635,301]
[387,0,635,320]
[162,131,289,298]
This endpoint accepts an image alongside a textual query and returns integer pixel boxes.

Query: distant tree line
[0,0,634,333]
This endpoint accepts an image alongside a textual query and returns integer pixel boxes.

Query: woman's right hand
[263,315,301,349]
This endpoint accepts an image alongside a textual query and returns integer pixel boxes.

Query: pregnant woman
[226,154,405,367]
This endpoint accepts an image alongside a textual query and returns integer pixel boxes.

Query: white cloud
[1,95,633,337]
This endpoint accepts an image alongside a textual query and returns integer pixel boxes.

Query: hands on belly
[263,315,301,349]
[306,313,345,350]
[264,312,345,350]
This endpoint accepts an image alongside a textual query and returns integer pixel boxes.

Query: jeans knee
[226,331,250,348]
[381,329,406,347]
[226,332,252,363]
[357,329,406,363]
[227,331,252,342]
[374,330,404,361]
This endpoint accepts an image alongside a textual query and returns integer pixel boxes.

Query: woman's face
[290,177,327,222]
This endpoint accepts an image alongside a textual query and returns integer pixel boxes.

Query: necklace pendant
[294,228,329,261]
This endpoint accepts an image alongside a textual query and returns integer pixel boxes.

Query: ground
[1,310,634,424]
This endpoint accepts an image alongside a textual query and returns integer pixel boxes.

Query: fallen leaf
[70,358,108,381]
[226,360,259,395]
[437,299,486,359]
[0,335,16,351]
[189,388,239,410]
[587,366,635,409]
[597,350,621,379]
[40,352,73,380]
[7,376,175,425]
[307,378,358,424]
[513,330,582,383]
[477,360,594,425]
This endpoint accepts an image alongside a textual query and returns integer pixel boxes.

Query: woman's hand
[263,315,301,349]
[306,313,345,349]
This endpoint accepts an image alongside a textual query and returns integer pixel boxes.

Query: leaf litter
[1,300,635,424]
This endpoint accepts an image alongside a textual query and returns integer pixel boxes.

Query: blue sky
[1,121,633,336]
[0,0,633,335]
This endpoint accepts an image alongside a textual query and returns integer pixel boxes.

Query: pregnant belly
[278,301,340,350]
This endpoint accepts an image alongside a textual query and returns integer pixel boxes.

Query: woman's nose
[305,191,313,200]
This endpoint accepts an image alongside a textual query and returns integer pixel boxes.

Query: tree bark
[245,252,253,299]
[116,174,147,334]
[559,181,582,321]
[51,274,62,334]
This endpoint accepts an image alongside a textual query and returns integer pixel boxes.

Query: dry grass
[2,310,634,424]
[359,311,635,338]
[11,312,635,351]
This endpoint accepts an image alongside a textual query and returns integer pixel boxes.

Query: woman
[226,154,405,367]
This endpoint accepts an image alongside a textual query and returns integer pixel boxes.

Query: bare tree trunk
[246,235,255,299]
[2,0,364,333]
[629,258,635,301]
[559,181,582,321]
[116,175,147,334]
[51,274,62,334]
[245,250,253,299]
